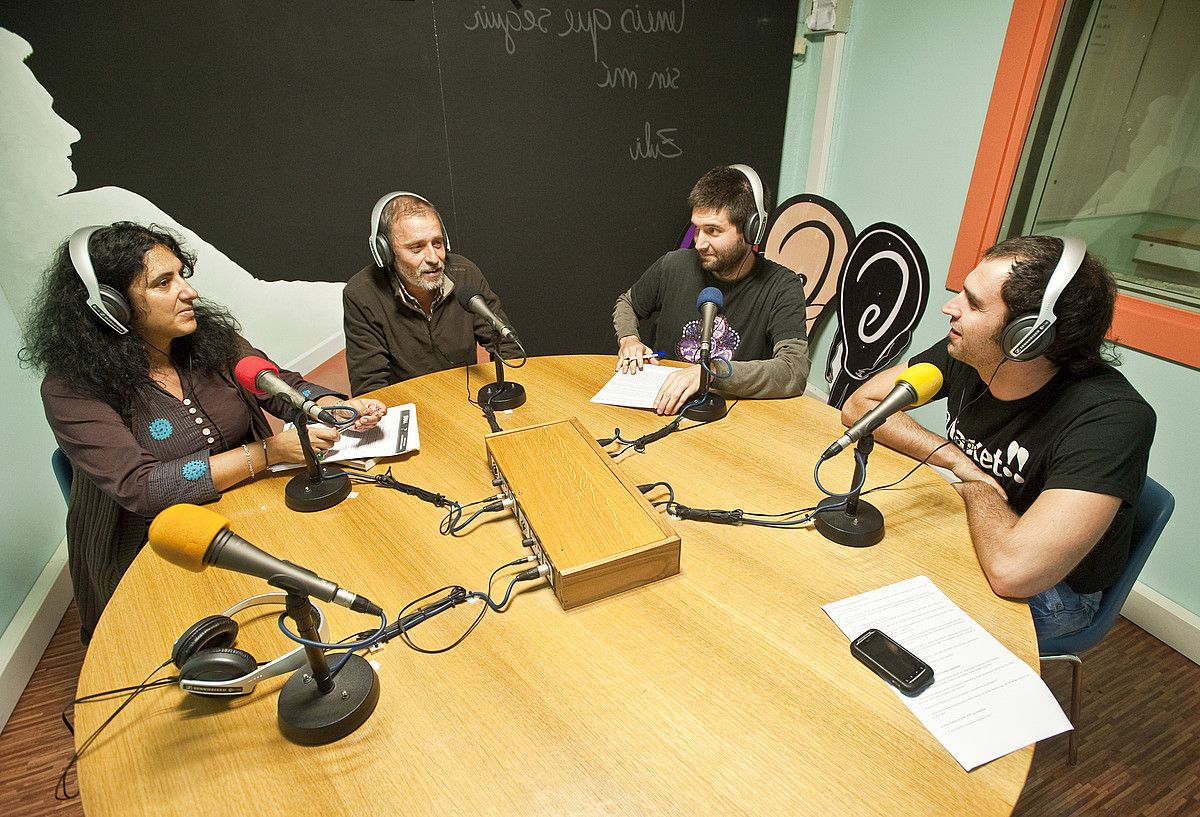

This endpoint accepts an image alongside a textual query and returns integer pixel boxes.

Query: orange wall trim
[1111,295,1200,371]
[949,0,1065,290]
[950,0,1200,370]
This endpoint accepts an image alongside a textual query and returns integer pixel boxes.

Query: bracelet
[241,444,255,479]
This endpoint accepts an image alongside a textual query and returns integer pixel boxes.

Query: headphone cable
[56,659,176,800]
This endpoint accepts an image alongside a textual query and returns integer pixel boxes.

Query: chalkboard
[1,0,800,355]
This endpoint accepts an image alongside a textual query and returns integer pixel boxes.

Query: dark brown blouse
[41,343,338,640]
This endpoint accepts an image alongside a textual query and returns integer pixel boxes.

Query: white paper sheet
[822,575,1071,770]
[270,403,418,471]
[590,366,675,409]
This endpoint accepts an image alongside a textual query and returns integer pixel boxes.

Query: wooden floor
[1,605,1197,816]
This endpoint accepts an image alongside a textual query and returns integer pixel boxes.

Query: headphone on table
[999,235,1087,362]
[727,164,768,248]
[171,593,329,697]
[369,191,451,268]
[69,225,131,335]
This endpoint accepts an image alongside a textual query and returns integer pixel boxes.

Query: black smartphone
[850,628,934,696]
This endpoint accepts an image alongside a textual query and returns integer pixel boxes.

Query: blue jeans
[1029,582,1102,645]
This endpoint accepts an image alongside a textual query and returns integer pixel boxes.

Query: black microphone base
[285,465,351,513]
[682,391,726,422]
[277,653,380,745]
[814,497,885,548]
[478,381,526,412]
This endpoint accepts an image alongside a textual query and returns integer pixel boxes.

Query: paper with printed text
[823,575,1070,770]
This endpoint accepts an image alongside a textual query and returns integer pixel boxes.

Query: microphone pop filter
[234,355,278,395]
[455,282,482,309]
[149,504,230,572]
[897,362,944,407]
[696,286,724,312]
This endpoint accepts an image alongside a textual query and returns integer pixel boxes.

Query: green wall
[780,0,1197,617]
[0,291,66,631]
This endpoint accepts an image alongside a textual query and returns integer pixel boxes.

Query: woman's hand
[340,398,387,432]
[265,425,340,466]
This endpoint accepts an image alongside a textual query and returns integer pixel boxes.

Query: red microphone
[234,355,337,425]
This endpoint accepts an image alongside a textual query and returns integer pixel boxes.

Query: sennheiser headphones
[369,191,451,268]
[172,593,329,697]
[1000,236,1087,362]
[728,164,768,247]
[69,225,131,335]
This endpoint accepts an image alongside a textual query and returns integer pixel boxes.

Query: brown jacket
[343,254,519,395]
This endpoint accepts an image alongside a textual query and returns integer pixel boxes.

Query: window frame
[948,0,1200,369]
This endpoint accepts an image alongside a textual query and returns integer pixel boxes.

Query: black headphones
[369,191,451,268]
[69,225,131,335]
[999,236,1087,362]
[728,164,768,247]
[171,593,328,697]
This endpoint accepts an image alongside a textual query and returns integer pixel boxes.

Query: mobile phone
[850,629,934,696]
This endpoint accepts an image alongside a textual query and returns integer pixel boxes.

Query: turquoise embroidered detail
[302,389,313,398]
[181,459,208,481]
[148,418,173,440]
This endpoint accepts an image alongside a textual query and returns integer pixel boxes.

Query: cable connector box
[485,418,681,609]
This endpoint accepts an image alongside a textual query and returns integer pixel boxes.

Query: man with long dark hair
[842,236,1155,643]
[21,222,385,641]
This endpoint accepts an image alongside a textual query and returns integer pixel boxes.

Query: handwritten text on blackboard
[463,2,685,59]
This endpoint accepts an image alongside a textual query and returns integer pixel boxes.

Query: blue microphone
[697,287,724,358]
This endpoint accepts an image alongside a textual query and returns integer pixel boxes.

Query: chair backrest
[51,447,73,503]
[1041,476,1174,654]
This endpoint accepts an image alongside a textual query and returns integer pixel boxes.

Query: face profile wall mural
[0,28,343,365]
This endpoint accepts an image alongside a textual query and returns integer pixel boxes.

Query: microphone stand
[283,410,351,512]
[477,331,526,412]
[682,348,727,421]
[277,591,379,745]
[813,434,885,547]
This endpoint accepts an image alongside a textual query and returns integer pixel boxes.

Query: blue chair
[51,447,73,503]
[1039,476,1174,764]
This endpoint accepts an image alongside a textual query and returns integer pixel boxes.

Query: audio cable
[440,494,513,535]
[342,466,514,537]
[345,465,455,508]
[599,397,738,457]
[636,448,952,531]
[357,555,548,655]
[700,355,733,381]
[320,403,362,430]
[276,609,390,676]
[464,337,529,431]
[812,448,870,498]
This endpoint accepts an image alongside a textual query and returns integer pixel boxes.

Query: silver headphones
[1000,236,1087,362]
[69,225,131,335]
[728,164,768,247]
[172,593,330,697]
[368,191,451,268]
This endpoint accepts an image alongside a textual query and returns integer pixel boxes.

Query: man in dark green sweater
[613,166,810,414]
[344,193,518,395]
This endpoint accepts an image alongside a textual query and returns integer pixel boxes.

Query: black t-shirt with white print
[911,338,1156,594]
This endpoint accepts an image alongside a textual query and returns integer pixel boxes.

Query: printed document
[271,403,418,471]
[591,366,675,409]
[823,575,1071,770]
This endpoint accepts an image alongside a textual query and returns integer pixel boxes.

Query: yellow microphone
[149,503,228,570]
[822,363,944,460]
[149,504,383,616]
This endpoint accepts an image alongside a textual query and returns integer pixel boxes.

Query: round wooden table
[76,355,1035,816]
